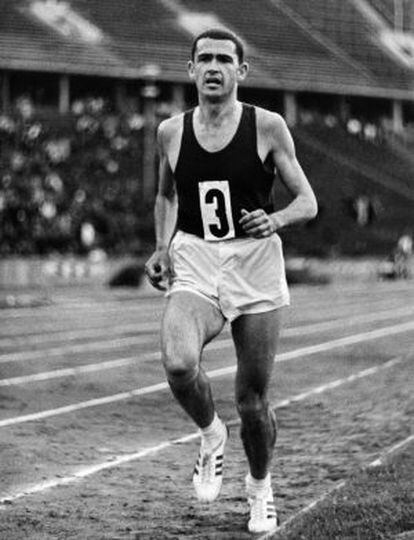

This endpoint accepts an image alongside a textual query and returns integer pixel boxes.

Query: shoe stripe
[192,425,228,502]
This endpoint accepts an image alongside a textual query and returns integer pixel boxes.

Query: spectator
[392,232,413,279]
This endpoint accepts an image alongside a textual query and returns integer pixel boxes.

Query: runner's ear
[237,62,249,81]
[188,60,195,80]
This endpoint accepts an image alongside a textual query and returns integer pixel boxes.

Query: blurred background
[0,0,413,295]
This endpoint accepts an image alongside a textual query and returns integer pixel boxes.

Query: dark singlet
[174,104,275,241]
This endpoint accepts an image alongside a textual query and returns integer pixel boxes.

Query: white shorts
[166,230,290,321]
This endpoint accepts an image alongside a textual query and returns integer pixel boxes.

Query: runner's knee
[236,391,268,420]
[237,391,277,444]
[162,350,199,388]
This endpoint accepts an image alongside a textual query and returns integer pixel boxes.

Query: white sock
[200,413,226,452]
[246,473,272,497]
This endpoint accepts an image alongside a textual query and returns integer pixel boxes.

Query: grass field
[274,440,413,540]
[0,279,413,539]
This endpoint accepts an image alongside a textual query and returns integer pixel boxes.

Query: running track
[0,280,413,539]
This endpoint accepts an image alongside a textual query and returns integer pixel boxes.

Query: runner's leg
[163,291,228,502]
[231,309,282,478]
[161,291,225,428]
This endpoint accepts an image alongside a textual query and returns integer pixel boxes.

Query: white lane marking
[1,311,414,386]
[1,304,414,350]
[2,304,414,366]
[0,316,160,338]
[369,434,414,467]
[0,322,413,427]
[0,322,160,347]
[0,355,159,386]
[0,334,157,364]
[0,299,163,320]
[273,433,414,537]
[0,354,407,505]
[1,285,411,325]
[283,305,414,335]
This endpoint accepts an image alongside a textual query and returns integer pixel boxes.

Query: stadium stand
[177,0,388,93]
[0,0,413,259]
[286,0,414,89]
[1,0,413,93]
[0,101,148,256]
[287,123,414,255]
[367,0,414,32]
[300,120,414,193]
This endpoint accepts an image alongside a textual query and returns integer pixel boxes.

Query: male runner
[145,28,318,534]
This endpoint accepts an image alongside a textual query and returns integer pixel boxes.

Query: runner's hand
[144,249,173,291]
[239,208,276,238]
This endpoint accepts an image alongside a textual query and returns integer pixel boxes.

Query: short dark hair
[191,28,245,63]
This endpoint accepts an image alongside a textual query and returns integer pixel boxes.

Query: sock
[246,472,272,497]
[200,413,226,452]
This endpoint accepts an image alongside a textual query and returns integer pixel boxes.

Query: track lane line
[0,322,413,427]
[0,334,158,363]
[1,304,414,366]
[1,283,412,323]
[0,321,160,348]
[0,299,164,320]
[0,354,408,505]
[1,304,414,350]
[0,355,159,386]
[1,311,414,386]
[0,292,414,343]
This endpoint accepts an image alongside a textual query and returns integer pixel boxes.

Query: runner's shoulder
[157,113,184,149]
[254,106,287,136]
[254,105,292,150]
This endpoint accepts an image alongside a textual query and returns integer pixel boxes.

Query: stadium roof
[0,0,413,99]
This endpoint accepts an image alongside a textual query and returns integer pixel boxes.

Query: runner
[145,28,318,534]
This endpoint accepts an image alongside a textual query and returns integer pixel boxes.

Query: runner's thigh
[232,309,282,397]
[162,291,225,362]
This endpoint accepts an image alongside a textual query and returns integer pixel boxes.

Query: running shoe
[192,424,228,503]
[247,488,278,534]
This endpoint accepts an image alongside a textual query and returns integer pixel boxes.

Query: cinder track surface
[0,281,413,539]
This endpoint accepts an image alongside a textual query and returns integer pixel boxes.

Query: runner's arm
[269,115,318,230]
[145,122,178,290]
[154,122,178,251]
[239,112,317,238]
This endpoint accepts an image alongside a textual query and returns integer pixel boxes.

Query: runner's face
[188,38,247,101]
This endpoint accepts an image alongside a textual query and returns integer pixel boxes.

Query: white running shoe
[247,489,278,534]
[192,425,228,503]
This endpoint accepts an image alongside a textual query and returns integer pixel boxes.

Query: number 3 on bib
[199,181,235,241]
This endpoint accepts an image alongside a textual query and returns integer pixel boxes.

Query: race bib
[198,180,235,241]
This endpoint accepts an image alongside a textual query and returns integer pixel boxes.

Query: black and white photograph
[0,1,413,538]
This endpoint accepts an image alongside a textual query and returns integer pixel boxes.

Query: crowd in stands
[297,109,391,145]
[288,109,414,258]
[1,96,412,259]
[0,96,159,257]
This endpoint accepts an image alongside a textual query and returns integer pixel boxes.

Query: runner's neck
[195,100,242,129]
